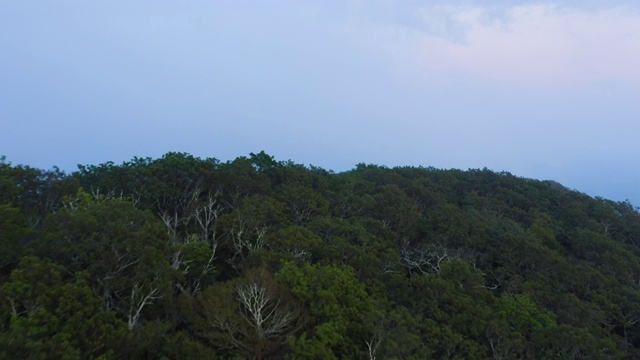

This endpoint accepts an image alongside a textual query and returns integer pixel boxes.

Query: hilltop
[2,152,640,359]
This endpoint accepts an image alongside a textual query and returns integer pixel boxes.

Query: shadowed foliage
[1,153,640,358]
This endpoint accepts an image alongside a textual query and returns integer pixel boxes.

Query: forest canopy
[2,152,640,359]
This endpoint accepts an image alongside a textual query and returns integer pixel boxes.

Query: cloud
[367,4,640,86]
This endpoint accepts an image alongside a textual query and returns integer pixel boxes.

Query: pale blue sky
[1,1,639,205]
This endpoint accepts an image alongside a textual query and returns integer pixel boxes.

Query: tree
[184,268,298,359]
[0,256,128,359]
[0,203,28,273]
[278,262,375,359]
[34,191,176,328]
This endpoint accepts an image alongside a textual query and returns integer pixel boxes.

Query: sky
[1,1,640,205]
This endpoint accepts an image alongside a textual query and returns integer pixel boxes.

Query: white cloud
[367,4,640,86]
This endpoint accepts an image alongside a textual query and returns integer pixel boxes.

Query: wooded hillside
[2,152,640,359]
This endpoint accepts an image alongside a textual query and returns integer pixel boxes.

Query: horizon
[2,1,639,206]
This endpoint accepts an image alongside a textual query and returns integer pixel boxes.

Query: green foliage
[161,331,219,359]
[33,192,176,328]
[0,158,78,226]
[182,267,298,359]
[0,257,128,359]
[278,262,375,359]
[3,152,640,358]
[0,203,28,272]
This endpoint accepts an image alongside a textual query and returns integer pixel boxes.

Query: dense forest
[2,151,640,359]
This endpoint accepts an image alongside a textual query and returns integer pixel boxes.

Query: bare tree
[159,189,223,293]
[401,241,450,276]
[199,276,298,360]
[187,191,223,293]
[229,213,267,263]
[287,248,311,262]
[365,333,383,360]
[486,326,506,360]
[236,283,295,339]
[127,281,160,329]
[194,190,222,243]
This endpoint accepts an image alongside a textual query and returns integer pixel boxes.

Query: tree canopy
[2,152,640,359]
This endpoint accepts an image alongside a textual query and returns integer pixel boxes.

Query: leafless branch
[236,283,294,339]
[401,242,449,276]
[128,282,161,329]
